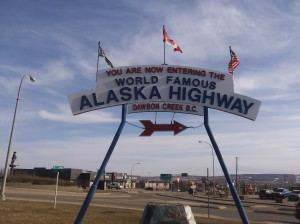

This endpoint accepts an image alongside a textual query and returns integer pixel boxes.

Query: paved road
[5,187,300,223]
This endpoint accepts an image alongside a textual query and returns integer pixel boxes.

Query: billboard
[68,65,261,120]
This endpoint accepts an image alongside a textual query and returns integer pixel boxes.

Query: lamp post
[199,141,215,198]
[1,73,35,201]
[130,162,140,191]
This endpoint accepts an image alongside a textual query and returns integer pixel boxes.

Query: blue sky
[1,0,300,177]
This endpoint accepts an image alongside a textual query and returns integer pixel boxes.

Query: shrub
[7,175,75,186]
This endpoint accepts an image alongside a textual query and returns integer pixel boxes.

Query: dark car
[289,190,300,201]
[271,188,291,199]
[295,201,300,219]
[145,187,154,191]
[107,183,121,190]
[259,189,273,199]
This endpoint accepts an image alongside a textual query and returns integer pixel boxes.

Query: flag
[163,26,183,53]
[104,57,113,68]
[228,47,240,74]
[98,42,105,57]
[98,41,114,68]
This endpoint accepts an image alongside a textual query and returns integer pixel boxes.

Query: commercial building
[12,167,140,189]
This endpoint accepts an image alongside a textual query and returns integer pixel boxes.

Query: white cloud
[38,104,120,124]
[234,61,300,100]
[35,60,74,84]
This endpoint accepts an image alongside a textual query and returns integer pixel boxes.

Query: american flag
[228,47,240,74]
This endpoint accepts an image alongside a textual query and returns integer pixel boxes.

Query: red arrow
[139,120,188,136]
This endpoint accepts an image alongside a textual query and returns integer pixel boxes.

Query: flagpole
[96,41,100,82]
[163,25,166,65]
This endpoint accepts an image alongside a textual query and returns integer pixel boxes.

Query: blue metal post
[203,107,249,224]
[74,104,127,224]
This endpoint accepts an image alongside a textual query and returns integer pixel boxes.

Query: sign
[181,173,188,177]
[52,166,64,170]
[128,102,204,116]
[160,174,172,180]
[68,65,261,120]
[139,120,187,136]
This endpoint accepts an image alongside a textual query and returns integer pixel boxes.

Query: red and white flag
[163,26,183,53]
[228,47,240,74]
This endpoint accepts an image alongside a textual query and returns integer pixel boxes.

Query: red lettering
[106,69,122,76]
[191,106,197,112]
[209,72,225,80]
[145,67,163,73]
[126,67,142,74]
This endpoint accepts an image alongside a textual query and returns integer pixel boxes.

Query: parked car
[188,188,197,195]
[259,189,273,199]
[295,201,300,219]
[145,187,154,191]
[271,188,291,199]
[288,190,300,201]
[107,183,121,190]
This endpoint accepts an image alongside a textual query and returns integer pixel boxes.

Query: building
[13,167,140,189]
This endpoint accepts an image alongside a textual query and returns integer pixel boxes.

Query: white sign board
[68,65,261,120]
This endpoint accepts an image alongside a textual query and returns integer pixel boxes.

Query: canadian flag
[163,26,183,53]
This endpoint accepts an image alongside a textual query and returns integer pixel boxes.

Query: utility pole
[235,157,239,195]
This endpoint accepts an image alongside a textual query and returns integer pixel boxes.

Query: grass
[0,200,265,224]
[0,200,141,224]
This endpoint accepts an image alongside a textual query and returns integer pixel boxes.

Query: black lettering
[217,93,234,108]
[149,86,162,99]
[134,86,146,100]
[106,90,119,104]
[243,100,254,114]
[188,88,201,102]
[120,87,132,101]
[230,99,243,113]
[202,90,215,105]
[169,86,181,100]
[92,93,104,106]
[80,95,93,110]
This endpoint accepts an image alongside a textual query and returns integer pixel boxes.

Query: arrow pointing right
[139,120,188,136]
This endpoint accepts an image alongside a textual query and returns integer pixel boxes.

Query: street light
[1,73,36,201]
[130,162,140,191]
[199,141,215,198]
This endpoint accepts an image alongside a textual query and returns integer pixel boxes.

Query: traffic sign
[52,166,64,170]
[140,120,187,136]
[160,174,172,180]
[181,173,188,177]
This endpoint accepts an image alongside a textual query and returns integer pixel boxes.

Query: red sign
[139,120,187,136]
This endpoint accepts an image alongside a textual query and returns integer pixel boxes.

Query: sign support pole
[203,106,249,224]
[54,171,59,209]
[74,104,127,224]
